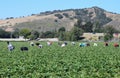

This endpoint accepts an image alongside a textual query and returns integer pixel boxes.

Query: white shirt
[8,44,13,51]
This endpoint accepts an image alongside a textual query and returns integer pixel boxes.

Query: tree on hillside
[58,27,66,41]
[63,13,69,18]
[40,31,55,38]
[75,19,93,32]
[29,30,40,40]
[54,14,63,19]
[13,28,20,38]
[0,29,11,38]
[93,21,103,33]
[104,25,118,41]
[58,27,66,32]
[70,26,84,41]
[20,28,31,39]
[74,19,82,28]
[83,21,93,32]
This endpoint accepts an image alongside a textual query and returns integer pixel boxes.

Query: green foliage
[73,7,112,28]
[29,30,40,40]
[20,28,31,39]
[54,14,63,19]
[63,13,69,18]
[83,22,93,32]
[93,21,103,33]
[75,19,93,32]
[58,27,66,41]
[0,29,11,38]
[64,32,71,41]
[58,27,66,32]
[70,27,84,41]
[40,31,55,38]
[104,34,113,41]
[0,42,120,77]
[58,32,65,41]
[104,26,118,34]
[58,27,84,41]
[13,28,20,38]
[104,26,118,41]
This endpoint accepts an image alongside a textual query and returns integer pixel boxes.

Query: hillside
[0,6,120,32]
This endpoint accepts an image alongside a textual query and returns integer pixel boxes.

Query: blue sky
[0,0,119,19]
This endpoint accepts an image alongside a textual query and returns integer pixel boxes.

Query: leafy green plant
[0,42,120,77]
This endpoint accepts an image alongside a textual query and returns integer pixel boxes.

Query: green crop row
[0,42,120,78]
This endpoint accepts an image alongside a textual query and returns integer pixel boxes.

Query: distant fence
[39,38,59,42]
[0,38,59,42]
[0,38,29,41]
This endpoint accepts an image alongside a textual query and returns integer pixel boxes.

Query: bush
[54,14,63,19]
[63,13,69,18]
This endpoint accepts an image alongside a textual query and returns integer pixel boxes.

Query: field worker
[64,41,68,45]
[61,43,65,47]
[80,43,86,47]
[114,43,119,47]
[7,41,14,51]
[83,43,86,47]
[104,42,109,46]
[38,44,43,48]
[93,43,97,46]
[30,41,34,46]
[47,41,52,46]
[86,43,90,46]
[71,42,75,45]
[79,43,82,47]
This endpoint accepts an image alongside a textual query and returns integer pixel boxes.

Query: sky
[0,0,119,19]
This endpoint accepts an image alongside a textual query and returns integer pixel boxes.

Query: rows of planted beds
[0,41,120,78]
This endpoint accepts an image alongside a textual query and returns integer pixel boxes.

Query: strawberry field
[0,41,120,78]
